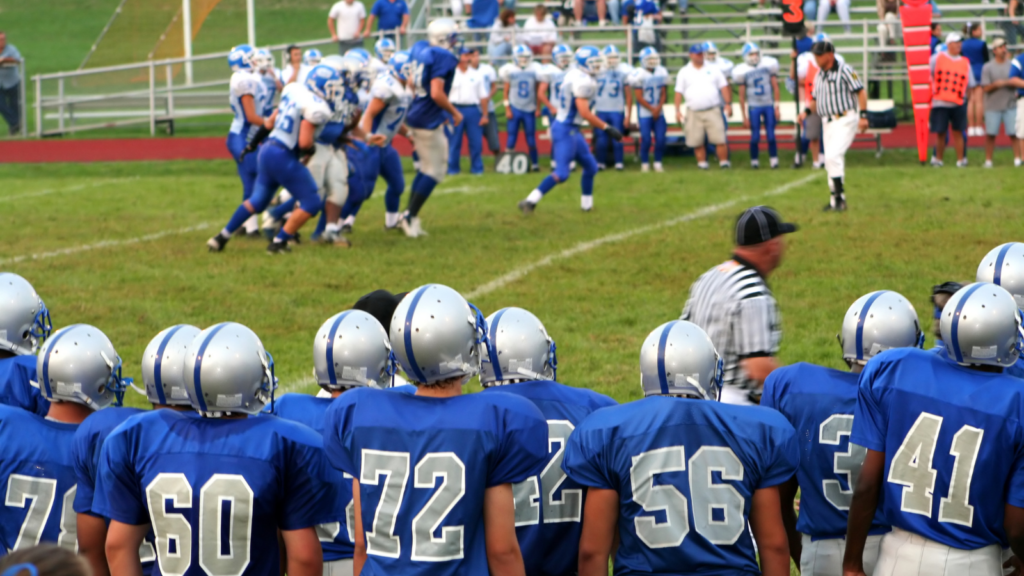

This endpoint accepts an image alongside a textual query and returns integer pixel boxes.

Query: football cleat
[518,200,536,214]
[323,229,352,248]
[207,234,228,252]
[340,224,353,235]
[266,241,292,254]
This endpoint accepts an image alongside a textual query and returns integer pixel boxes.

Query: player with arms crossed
[323,284,550,576]
[594,45,632,172]
[0,272,51,415]
[843,283,1024,576]
[563,320,798,576]
[630,47,669,173]
[762,290,924,575]
[733,42,781,169]
[478,307,617,576]
[500,45,543,172]
[73,325,199,576]
[519,46,623,214]
[0,324,129,554]
[225,44,267,237]
[95,322,349,576]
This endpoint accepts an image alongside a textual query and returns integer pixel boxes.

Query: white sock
[770,157,779,167]
[794,153,802,163]
[698,161,709,169]
[325,222,340,234]
[243,214,259,233]
[526,189,544,204]
[581,195,593,210]
[220,227,232,238]
[720,160,731,167]
[385,212,400,227]
[654,161,663,169]
[751,159,760,166]
[1016,158,1022,167]
[343,215,356,227]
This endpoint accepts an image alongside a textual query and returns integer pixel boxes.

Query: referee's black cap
[353,289,409,332]
[811,40,835,55]
[735,206,799,246]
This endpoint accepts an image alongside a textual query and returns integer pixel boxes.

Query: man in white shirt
[280,45,308,85]
[522,4,559,61]
[328,0,366,54]
[472,50,503,161]
[447,48,491,175]
[674,43,732,169]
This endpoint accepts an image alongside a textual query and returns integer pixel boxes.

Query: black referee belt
[824,110,855,122]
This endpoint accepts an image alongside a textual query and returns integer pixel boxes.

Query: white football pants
[873,527,1003,576]
[801,533,883,576]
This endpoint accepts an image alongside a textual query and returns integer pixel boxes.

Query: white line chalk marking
[0,223,212,266]
[0,177,140,203]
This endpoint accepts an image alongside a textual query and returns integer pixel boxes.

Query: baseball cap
[689,43,705,54]
[945,32,963,43]
[811,40,835,55]
[735,206,798,246]
[993,37,1007,48]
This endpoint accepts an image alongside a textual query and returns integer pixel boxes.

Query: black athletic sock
[831,177,844,195]
[406,192,429,218]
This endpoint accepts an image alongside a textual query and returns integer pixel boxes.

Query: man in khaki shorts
[674,42,732,169]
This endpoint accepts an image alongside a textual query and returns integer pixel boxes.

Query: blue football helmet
[345,47,372,65]
[639,46,660,70]
[513,44,533,67]
[228,44,255,72]
[374,38,396,61]
[303,48,323,66]
[389,51,411,81]
[742,42,761,66]
[574,45,604,76]
[552,44,573,69]
[305,64,344,107]
[639,320,723,400]
[601,44,621,67]
[812,32,830,43]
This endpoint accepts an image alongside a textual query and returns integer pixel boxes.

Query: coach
[681,206,797,405]
[447,48,490,175]
[800,39,867,212]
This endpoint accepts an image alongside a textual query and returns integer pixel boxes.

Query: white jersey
[555,68,597,126]
[594,62,633,113]
[258,68,282,116]
[357,87,371,111]
[732,56,780,108]
[368,73,413,146]
[229,70,268,137]
[282,63,312,85]
[369,57,389,80]
[628,65,669,119]
[708,56,735,79]
[539,63,570,113]
[499,61,543,113]
[269,83,333,150]
[476,63,497,113]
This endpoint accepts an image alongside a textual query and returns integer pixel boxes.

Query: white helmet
[37,324,128,410]
[139,325,202,406]
[313,310,395,390]
[183,322,276,417]
[427,19,461,51]
[838,291,923,365]
[480,307,557,386]
[0,272,51,356]
[639,321,723,400]
[977,242,1024,308]
[940,283,1024,367]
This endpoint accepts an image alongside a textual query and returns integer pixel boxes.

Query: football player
[73,325,199,576]
[762,291,924,575]
[253,48,283,116]
[0,272,51,416]
[630,47,669,173]
[95,322,348,576]
[479,307,616,576]
[975,242,1024,379]
[471,50,502,162]
[733,42,780,169]
[538,44,573,168]
[208,64,340,254]
[302,48,323,82]
[268,311,396,575]
[225,44,267,237]
[519,46,623,214]
[0,324,128,554]
[371,38,396,78]
[563,320,798,576]
[343,48,374,110]
[400,19,461,238]
[500,45,543,171]
[323,284,550,575]
[843,283,1024,575]
[594,45,632,171]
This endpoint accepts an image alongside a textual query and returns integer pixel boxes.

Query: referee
[799,40,869,212]
[681,206,797,405]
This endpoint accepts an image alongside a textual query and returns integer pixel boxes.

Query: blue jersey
[93,409,349,576]
[762,363,890,540]
[499,62,543,113]
[482,381,616,576]
[555,69,597,126]
[1008,357,1024,379]
[323,387,549,576]
[0,404,79,553]
[0,356,49,416]
[406,41,458,130]
[595,63,633,113]
[851,348,1024,550]
[562,397,799,575]
[317,88,361,146]
[268,394,355,561]
[1011,54,1024,97]
[369,73,413,146]
[961,37,987,79]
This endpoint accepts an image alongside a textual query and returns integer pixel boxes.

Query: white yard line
[0,176,140,203]
[434,185,494,195]
[465,174,818,300]
[0,223,212,266]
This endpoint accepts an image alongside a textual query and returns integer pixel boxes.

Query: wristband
[859,110,869,119]
[804,107,812,115]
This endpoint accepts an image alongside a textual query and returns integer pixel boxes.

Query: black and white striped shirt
[812,61,863,118]
[681,256,781,393]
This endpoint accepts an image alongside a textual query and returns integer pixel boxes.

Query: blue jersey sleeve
[323,392,359,477]
[430,49,458,82]
[488,395,549,486]
[562,420,616,490]
[280,430,351,531]
[851,359,888,452]
[93,428,149,525]
[759,416,799,488]
[760,370,783,411]
[72,427,98,515]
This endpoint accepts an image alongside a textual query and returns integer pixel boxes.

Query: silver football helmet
[0,272,52,356]
[314,310,395,390]
[427,18,460,51]
[139,325,201,406]
[977,242,1024,307]
[940,282,1024,367]
[183,322,276,416]
[36,324,127,409]
[480,307,557,386]
[839,290,923,365]
[639,320,723,400]
[390,284,486,385]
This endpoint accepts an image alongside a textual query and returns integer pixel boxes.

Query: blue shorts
[249,140,322,214]
[930,104,967,134]
[984,108,1017,137]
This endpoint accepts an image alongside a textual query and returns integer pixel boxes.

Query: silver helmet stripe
[192,323,229,413]
[854,291,885,362]
[950,283,984,363]
[994,243,1014,286]
[325,311,353,386]
[40,324,81,399]
[402,286,430,383]
[656,321,674,395]
[486,308,508,382]
[152,325,185,405]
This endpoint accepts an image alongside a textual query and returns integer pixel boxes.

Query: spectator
[793,24,816,57]
[961,22,989,137]
[0,544,91,576]
[817,0,851,34]
[674,43,732,169]
[489,9,518,67]
[281,45,306,85]
[466,0,500,42]
[575,0,609,26]
[328,0,366,54]
[447,48,490,175]
[522,4,558,61]
[981,38,1019,167]
[929,32,975,167]
[876,0,899,49]
[471,49,503,161]
[364,0,410,44]
[0,32,22,135]
[930,23,942,54]
[1005,0,1024,47]
[625,0,663,53]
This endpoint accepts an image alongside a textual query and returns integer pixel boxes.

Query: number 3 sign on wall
[780,0,806,37]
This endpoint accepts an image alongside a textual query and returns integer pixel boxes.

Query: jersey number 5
[513,420,582,526]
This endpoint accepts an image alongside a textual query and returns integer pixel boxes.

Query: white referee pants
[873,527,1003,576]
[801,533,883,576]
[822,111,859,190]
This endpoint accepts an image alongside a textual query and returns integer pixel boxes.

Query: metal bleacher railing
[30,0,1014,138]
